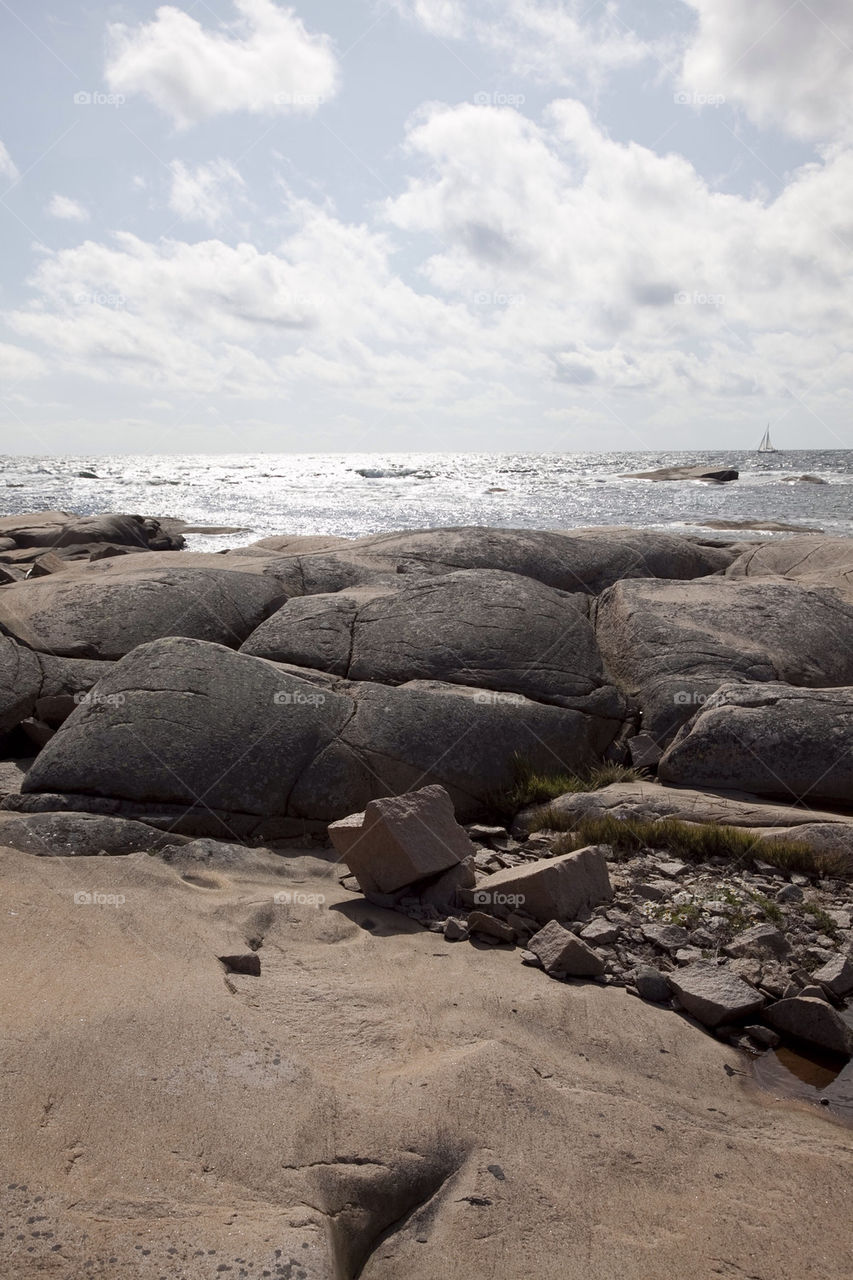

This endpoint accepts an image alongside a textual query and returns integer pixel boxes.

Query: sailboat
[757,424,777,453]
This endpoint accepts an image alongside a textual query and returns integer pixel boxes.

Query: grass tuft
[547,814,844,879]
[493,754,646,816]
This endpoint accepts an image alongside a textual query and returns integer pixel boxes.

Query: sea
[1,451,851,552]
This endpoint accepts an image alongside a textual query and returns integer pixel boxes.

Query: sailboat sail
[757,425,776,452]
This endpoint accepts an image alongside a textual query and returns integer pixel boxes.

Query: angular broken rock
[463,845,612,924]
[580,918,620,946]
[641,922,690,951]
[528,920,605,978]
[331,785,476,896]
[812,954,853,999]
[765,997,853,1057]
[468,911,515,944]
[667,962,765,1028]
[726,923,791,960]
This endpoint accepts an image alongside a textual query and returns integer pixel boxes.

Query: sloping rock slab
[595,577,853,742]
[243,569,608,706]
[668,963,765,1028]
[0,511,185,560]
[659,683,853,804]
[13,638,624,832]
[266,526,735,599]
[0,566,287,658]
[727,535,853,601]
[0,811,186,856]
[513,780,853,840]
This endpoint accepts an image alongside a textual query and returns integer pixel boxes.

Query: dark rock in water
[765,997,853,1057]
[14,637,620,832]
[76,470,99,479]
[595,577,853,744]
[659,683,853,804]
[622,465,738,483]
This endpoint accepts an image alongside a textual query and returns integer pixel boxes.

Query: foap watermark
[274,91,326,108]
[74,890,126,907]
[472,890,525,909]
[74,291,127,310]
[471,290,525,309]
[674,90,725,108]
[74,690,126,708]
[273,690,326,707]
[474,91,526,108]
[674,290,725,308]
[274,890,326,907]
[73,90,125,108]
[673,690,709,707]
[473,690,526,706]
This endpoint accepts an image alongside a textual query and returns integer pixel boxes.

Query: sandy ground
[1,843,851,1280]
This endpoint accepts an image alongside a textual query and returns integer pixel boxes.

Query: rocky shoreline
[1,511,852,1079]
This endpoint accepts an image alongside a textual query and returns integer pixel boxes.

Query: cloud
[0,341,46,380]
[47,194,90,221]
[7,98,853,442]
[680,0,853,140]
[105,0,339,128]
[168,159,247,227]
[0,140,19,184]
[396,0,651,87]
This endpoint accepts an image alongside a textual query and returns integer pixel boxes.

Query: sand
[1,842,851,1279]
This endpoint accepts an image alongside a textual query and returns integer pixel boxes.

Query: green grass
[802,901,839,936]
[547,814,843,878]
[748,892,785,926]
[493,754,646,816]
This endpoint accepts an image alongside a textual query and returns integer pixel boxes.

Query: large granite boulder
[251,526,735,599]
[667,963,765,1028]
[0,565,287,658]
[765,997,853,1057]
[12,637,623,835]
[242,570,609,707]
[0,634,112,735]
[595,578,853,743]
[658,683,853,803]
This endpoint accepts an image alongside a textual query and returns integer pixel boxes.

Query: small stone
[668,962,765,1028]
[633,965,671,1003]
[218,953,261,977]
[443,918,469,942]
[675,947,704,965]
[642,922,690,951]
[790,873,810,887]
[520,949,542,967]
[775,883,803,904]
[745,1024,780,1048]
[655,859,689,879]
[580,918,621,946]
[468,911,515,944]
[798,984,829,1001]
[633,882,668,903]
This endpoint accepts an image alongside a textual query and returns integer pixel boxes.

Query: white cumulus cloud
[47,194,90,221]
[680,0,853,140]
[105,0,339,128]
[168,159,247,227]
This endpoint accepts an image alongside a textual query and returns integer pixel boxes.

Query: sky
[1,0,852,455]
